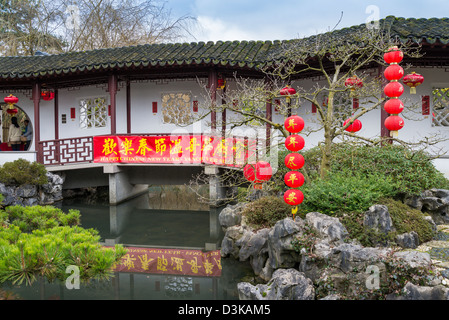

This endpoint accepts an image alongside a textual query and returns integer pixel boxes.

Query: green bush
[241,196,290,229]
[0,205,126,285]
[302,143,449,196]
[298,171,395,216]
[5,205,80,233]
[0,159,48,186]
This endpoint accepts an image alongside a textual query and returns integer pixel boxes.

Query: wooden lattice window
[79,97,108,129]
[161,92,192,125]
[432,88,449,126]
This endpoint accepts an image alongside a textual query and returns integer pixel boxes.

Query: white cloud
[195,16,258,42]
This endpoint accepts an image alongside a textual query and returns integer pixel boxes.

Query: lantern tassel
[292,206,298,219]
[390,130,398,138]
[410,87,417,94]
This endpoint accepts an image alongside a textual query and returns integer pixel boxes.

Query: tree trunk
[320,91,335,179]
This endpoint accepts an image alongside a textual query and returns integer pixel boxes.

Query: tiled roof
[0,16,448,80]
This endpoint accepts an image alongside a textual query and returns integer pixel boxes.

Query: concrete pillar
[104,165,149,205]
[204,166,226,207]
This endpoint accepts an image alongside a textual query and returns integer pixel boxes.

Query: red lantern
[403,72,424,94]
[384,81,404,98]
[384,98,404,114]
[284,171,304,188]
[285,134,305,152]
[4,94,19,106]
[284,153,305,170]
[6,108,18,114]
[255,161,272,184]
[243,164,255,182]
[344,76,363,90]
[385,115,404,132]
[41,90,55,101]
[283,189,304,206]
[280,85,296,103]
[384,64,404,81]
[384,46,403,65]
[284,115,304,133]
[343,118,362,133]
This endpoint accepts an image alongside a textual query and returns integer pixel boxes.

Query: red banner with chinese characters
[93,135,257,167]
[109,247,222,277]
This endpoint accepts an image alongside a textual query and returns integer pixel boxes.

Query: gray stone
[306,212,348,244]
[430,189,449,199]
[363,205,395,234]
[424,216,438,233]
[16,184,37,198]
[422,197,444,211]
[403,194,423,210]
[387,282,449,300]
[218,202,246,229]
[396,231,419,249]
[238,268,315,300]
[393,250,432,269]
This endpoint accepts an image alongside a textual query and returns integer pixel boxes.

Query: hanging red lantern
[283,189,304,206]
[4,94,19,106]
[255,161,272,183]
[284,153,305,170]
[243,164,256,182]
[41,90,55,101]
[384,46,403,65]
[384,81,404,98]
[384,98,404,114]
[343,118,362,133]
[344,76,363,91]
[284,115,305,133]
[284,171,304,188]
[6,108,18,114]
[280,85,296,103]
[402,72,424,94]
[384,64,404,81]
[384,115,404,137]
[285,134,305,152]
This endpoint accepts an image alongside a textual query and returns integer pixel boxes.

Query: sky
[165,0,449,42]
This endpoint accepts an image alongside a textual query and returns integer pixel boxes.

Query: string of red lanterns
[283,115,305,219]
[383,46,405,137]
[343,75,363,133]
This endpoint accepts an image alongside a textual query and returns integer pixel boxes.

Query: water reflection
[1,186,254,300]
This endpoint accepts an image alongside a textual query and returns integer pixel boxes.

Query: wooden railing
[38,133,264,166]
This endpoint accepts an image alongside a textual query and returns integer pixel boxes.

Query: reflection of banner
[109,247,222,277]
[93,135,257,167]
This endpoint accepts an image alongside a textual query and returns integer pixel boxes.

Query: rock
[387,282,449,300]
[424,216,438,233]
[220,225,245,258]
[266,218,303,272]
[16,184,37,198]
[219,202,246,229]
[363,205,395,234]
[306,212,348,244]
[396,231,419,249]
[238,269,315,300]
[238,228,270,275]
[393,250,432,269]
[430,189,449,199]
[422,197,444,211]
[329,242,391,273]
[403,194,423,211]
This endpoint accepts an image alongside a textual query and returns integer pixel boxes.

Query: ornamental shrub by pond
[0,159,48,186]
[0,205,126,286]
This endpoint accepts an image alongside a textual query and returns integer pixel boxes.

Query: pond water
[1,187,255,300]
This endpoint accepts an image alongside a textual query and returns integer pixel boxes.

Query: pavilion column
[265,78,273,151]
[54,89,60,163]
[208,69,218,131]
[108,74,118,135]
[126,78,131,134]
[32,82,41,162]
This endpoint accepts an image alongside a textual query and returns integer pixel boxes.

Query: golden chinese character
[287,173,299,184]
[202,137,214,153]
[136,138,152,156]
[288,118,297,131]
[155,138,167,155]
[122,254,137,270]
[138,254,154,271]
[203,260,214,275]
[286,192,297,204]
[119,138,134,155]
[233,141,245,159]
[171,257,185,272]
[187,257,202,274]
[185,137,201,155]
[286,156,298,168]
[102,138,118,156]
[213,139,228,157]
[157,255,168,271]
[169,139,183,155]
[288,137,299,149]
[213,257,222,270]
